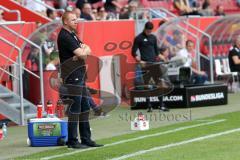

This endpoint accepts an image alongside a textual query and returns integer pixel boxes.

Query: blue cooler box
[28,118,68,147]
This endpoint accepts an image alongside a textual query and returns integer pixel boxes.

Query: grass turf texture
[15,111,240,160]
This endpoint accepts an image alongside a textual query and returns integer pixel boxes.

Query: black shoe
[93,107,107,117]
[160,106,169,112]
[67,141,88,149]
[82,140,104,147]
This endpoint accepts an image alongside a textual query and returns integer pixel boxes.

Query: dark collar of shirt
[70,31,82,45]
[233,45,240,52]
[141,31,150,38]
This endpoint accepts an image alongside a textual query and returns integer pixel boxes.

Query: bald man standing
[57,11,103,149]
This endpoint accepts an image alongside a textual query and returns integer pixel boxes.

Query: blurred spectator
[228,35,240,72]
[54,0,68,9]
[76,0,102,9]
[46,58,60,70]
[141,10,151,20]
[166,30,186,57]
[237,0,240,7]
[24,0,47,16]
[80,3,95,20]
[174,0,202,16]
[215,5,226,16]
[73,7,81,19]
[42,39,55,57]
[119,1,138,19]
[158,47,170,62]
[199,0,214,16]
[90,0,103,8]
[96,7,108,20]
[0,9,6,22]
[26,47,40,71]
[76,0,89,10]
[104,0,122,13]
[188,0,201,12]
[188,0,196,8]
[119,4,129,19]
[92,8,98,19]
[175,40,208,84]
[46,9,59,20]
[174,0,192,15]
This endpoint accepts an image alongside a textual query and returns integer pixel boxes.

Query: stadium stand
[140,0,240,15]
[0,0,50,23]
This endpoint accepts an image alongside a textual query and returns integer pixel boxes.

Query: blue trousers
[192,73,208,84]
[65,78,92,144]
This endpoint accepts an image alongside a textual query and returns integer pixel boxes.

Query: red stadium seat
[213,45,218,57]
[211,0,239,14]
[141,0,171,10]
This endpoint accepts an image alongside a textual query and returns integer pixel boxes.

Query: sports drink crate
[131,113,149,131]
[28,118,67,147]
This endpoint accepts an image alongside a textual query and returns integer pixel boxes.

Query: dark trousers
[140,63,166,107]
[192,73,208,85]
[64,78,92,144]
[141,63,163,85]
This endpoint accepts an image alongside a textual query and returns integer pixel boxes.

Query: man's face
[218,6,224,13]
[236,38,240,48]
[65,13,78,31]
[186,42,195,53]
[74,8,81,18]
[145,29,152,35]
[83,4,92,15]
[50,11,58,20]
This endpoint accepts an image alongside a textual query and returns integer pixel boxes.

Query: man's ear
[63,20,67,25]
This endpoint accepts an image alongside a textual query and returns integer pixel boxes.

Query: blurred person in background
[104,0,122,13]
[55,0,68,9]
[215,5,226,16]
[76,0,102,9]
[119,4,129,19]
[175,40,208,84]
[92,8,98,19]
[158,47,170,63]
[174,0,193,15]
[73,7,81,19]
[46,9,59,20]
[24,0,47,16]
[228,35,240,73]
[76,0,89,10]
[96,6,108,20]
[237,0,240,7]
[46,57,60,70]
[80,3,95,20]
[165,30,186,57]
[199,0,214,16]
[174,0,202,16]
[119,1,138,19]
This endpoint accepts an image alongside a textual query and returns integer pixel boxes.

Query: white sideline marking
[41,119,225,160]
[110,127,240,160]
[196,119,217,122]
